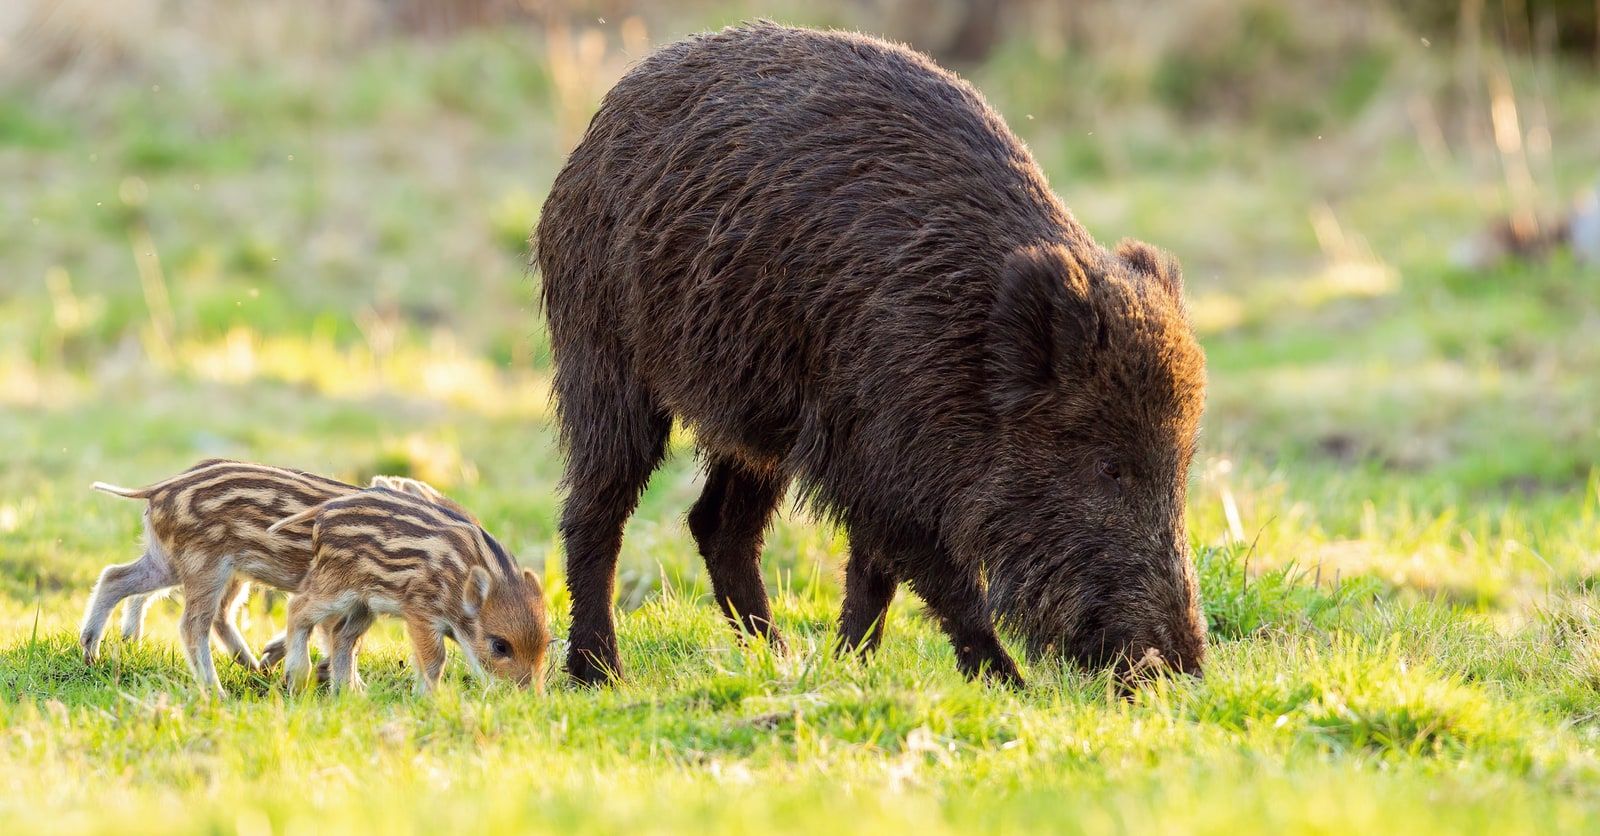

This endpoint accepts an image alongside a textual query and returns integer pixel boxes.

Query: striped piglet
[269,486,549,693]
[82,459,474,695]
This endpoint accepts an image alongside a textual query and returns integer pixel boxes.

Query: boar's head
[976,240,1208,678]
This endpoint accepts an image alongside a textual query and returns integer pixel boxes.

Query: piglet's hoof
[258,640,286,669]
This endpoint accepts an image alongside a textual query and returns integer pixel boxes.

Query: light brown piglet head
[462,563,550,692]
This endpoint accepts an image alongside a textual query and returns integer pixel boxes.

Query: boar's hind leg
[555,367,671,687]
[837,545,897,656]
[282,589,340,693]
[687,459,785,648]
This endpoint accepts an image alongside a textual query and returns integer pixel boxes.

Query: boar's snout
[1129,637,1205,681]
[1058,578,1208,682]
[1122,607,1208,682]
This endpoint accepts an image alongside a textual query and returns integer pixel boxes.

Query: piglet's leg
[120,594,152,641]
[258,629,288,669]
[282,594,324,693]
[327,606,374,692]
[211,576,260,672]
[81,549,173,662]
[316,620,348,682]
[406,617,447,695]
[261,606,332,658]
[177,560,232,698]
[264,619,353,686]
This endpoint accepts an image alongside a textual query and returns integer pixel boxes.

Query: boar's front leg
[912,567,1023,686]
[687,458,786,649]
[837,541,897,656]
[879,531,1022,687]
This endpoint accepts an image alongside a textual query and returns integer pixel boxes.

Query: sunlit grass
[4,3,1600,833]
[177,327,551,417]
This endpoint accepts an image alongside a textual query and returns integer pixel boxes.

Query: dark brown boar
[535,22,1208,686]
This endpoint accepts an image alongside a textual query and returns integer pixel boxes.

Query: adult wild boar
[536,22,1208,686]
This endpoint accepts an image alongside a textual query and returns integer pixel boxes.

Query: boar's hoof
[566,647,622,687]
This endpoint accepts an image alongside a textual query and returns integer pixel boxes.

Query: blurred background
[1,0,1598,633]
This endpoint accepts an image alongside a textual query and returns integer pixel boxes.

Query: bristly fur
[536,22,1208,686]
[280,488,549,694]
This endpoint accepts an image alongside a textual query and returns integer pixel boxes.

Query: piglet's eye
[1098,460,1122,482]
[490,636,512,657]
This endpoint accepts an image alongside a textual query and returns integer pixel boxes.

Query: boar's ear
[990,244,1097,412]
[463,565,493,617]
[1116,239,1183,301]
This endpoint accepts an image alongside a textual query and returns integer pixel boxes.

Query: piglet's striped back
[100,459,357,520]
[291,487,516,586]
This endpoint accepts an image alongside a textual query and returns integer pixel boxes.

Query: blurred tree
[1400,0,1598,57]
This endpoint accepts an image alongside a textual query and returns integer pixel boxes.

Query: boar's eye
[1097,460,1123,484]
[489,636,512,657]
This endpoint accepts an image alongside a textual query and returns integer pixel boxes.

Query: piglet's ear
[521,567,545,599]
[1116,238,1183,300]
[464,565,493,617]
[989,244,1096,414]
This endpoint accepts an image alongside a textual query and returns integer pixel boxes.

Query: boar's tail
[267,504,326,535]
[91,482,153,499]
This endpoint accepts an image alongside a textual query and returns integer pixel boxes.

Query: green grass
[4,6,1600,834]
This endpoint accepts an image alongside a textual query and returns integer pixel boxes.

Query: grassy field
[4,4,1600,833]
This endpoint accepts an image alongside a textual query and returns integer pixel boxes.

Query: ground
[3,8,1600,835]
